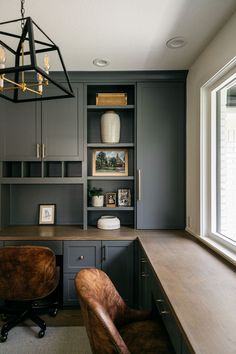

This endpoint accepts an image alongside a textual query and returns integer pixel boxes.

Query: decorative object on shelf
[101,111,121,144]
[39,204,55,225]
[0,0,73,103]
[105,192,116,208]
[96,93,127,106]
[92,149,128,176]
[97,216,120,230]
[117,189,131,207]
[88,187,104,207]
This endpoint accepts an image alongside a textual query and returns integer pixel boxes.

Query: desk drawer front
[3,240,62,255]
[63,273,80,306]
[151,273,182,354]
[64,241,101,271]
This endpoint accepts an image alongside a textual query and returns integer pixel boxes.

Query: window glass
[216,80,236,242]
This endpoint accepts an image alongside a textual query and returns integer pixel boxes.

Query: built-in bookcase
[86,83,136,228]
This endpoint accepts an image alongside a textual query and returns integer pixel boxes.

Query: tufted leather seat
[0,246,59,342]
[75,268,174,354]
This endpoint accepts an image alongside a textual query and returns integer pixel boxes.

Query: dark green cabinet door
[137,82,185,229]
[41,84,83,161]
[138,247,152,311]
[63,240,101,306]
[101,240,134,306]
[0,100,41,161]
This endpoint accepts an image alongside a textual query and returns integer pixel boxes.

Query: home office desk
[0,227,235,354]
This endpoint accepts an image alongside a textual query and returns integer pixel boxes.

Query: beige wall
[186,11,236,236]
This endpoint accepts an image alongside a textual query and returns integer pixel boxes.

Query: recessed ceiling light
[166,37,187,49]
[93,58,110,67]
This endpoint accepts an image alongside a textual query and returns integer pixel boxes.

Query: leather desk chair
[75,268,174,354]
[0,245,59,342]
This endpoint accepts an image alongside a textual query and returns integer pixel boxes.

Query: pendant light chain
[21,0,25,29]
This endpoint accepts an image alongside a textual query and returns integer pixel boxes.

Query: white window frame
[200,58,236,264]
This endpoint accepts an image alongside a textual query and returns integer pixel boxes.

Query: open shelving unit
[86,84,136,228]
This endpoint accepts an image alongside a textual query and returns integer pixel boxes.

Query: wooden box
[96,93,127,106]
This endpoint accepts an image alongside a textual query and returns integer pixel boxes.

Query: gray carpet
[0,326,92,354]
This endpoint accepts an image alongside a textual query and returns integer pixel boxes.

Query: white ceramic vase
[101,111,120,143]
[91,195,104,207]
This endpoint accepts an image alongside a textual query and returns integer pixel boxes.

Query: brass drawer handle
[141,272,149,277]
[156,299,164,303]
[161,310,169,315]
[78,256,84,260]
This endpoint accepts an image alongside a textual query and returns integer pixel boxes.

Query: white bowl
[97,216,120,230]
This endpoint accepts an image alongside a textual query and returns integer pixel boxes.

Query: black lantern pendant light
[0,0,74,103]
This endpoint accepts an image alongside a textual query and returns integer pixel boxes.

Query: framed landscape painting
[92,149,128,176]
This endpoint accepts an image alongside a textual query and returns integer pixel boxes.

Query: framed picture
[39,204,56,225]
[118,189,131,207]
[105,192,116,208]
[92,149,128,176]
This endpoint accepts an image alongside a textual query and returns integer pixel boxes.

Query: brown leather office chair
[0,245,59,342]
[75,268,174,354]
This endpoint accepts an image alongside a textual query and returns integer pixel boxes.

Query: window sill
[186,227,236,267]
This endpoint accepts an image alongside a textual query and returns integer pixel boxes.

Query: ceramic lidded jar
[101,111,120,143]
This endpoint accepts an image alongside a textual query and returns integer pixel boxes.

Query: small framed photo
[92,149,128,176]
[105,192,116,208]
[118,189,131,207]
[39,204,56,225]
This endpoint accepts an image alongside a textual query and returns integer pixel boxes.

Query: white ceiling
[1,0,236,71]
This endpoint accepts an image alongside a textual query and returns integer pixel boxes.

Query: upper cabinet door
[41,84,83,161]
[0,100,41,161]
[137,82,186,229]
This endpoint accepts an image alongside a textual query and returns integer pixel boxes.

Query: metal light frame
[0,16,74,103]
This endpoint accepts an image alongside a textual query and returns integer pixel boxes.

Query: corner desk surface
[0,226,235,354]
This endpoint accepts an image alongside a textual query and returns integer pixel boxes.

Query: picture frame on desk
[39,204,56,225]
[117,189,131,207]
[92,149,128,176]
[105,192,116,207]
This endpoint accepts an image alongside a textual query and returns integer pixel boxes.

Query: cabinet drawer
[63,241,101,272]
[151,274,181,354]
[3,240,62,255]
[63,273,80,307]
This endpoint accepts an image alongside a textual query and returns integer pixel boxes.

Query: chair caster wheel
[48,308,58,317]
[38,330,45,338]
[0,333,8,342]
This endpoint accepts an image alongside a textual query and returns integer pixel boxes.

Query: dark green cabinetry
[138,247,152,311]
[0,84,83,161]
[41,84,83,161]
[138,244,193,354]
[0,100,40,161]
[137,82,185,229]
[63,240,134,307]
[0,71,187,230]
[63,241,101,306]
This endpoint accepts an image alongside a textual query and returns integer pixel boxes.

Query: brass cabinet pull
[42,144,45,159]
[141,272,149,277]
[36,144,40,159]
[137,169,141,201]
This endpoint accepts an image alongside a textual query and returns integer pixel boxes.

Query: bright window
[216,81,236,243]
[201,67,236,260]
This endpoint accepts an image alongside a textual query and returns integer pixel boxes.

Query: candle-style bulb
[0,46,6,66]
[0,46,6,90]
[37,73,43,94]
[44,54,50,73]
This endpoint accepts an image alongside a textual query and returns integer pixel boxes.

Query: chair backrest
[0,245,58,301]
[75,268,131,354]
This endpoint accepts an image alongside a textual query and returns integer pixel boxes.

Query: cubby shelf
[87,207,134,211]
[87,143,134,148]
[87,105,135,110]
[87,176,134,180]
